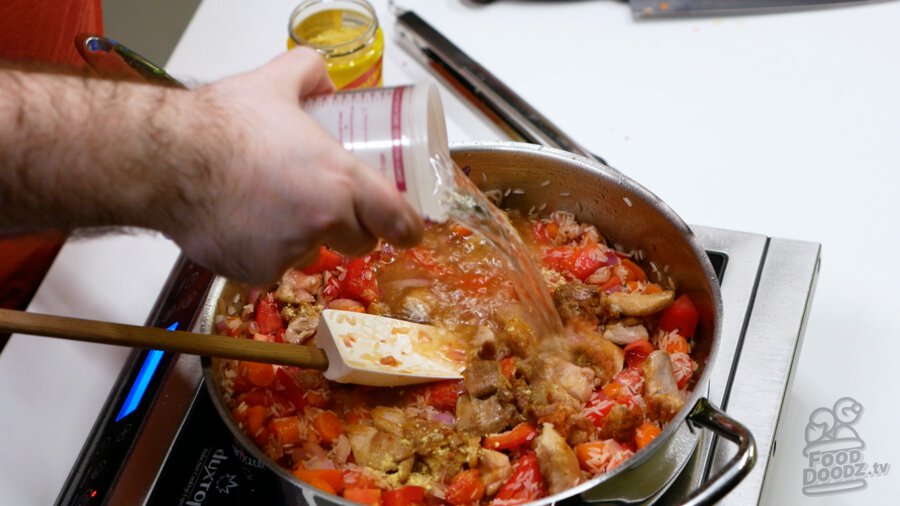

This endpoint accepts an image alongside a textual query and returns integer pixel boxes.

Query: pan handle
[679,398,757,505]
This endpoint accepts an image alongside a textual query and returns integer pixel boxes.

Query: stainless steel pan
[200,142,756,505]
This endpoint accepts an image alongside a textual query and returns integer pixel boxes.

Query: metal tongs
[391,5,612,168]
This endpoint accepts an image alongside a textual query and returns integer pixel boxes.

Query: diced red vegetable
[542,242,604,281]
[383,486,425,506]
[424,380,463,411]
[294,468,345,495]
[658,294,699,338]
[314,410,343,444]
[623,339,654,369]
[482,422,538,451]
[256,298,283,335]
[270,416,302,444]
[241,361,276,388]
[302,246,344,274]
[276,368,308,411]
[495,452,546,504]
[445,469,485,506]
[340,257,380,304]
[344,487,382,506]
[635,422,662,449]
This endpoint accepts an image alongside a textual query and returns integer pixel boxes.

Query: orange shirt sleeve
[0,0,104,312]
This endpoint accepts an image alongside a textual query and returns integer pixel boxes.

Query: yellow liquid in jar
[288,9,384,90]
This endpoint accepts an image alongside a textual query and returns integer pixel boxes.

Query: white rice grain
[623,197,633,207]
[540,180,550,187]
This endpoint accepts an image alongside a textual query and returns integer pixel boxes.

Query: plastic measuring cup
[303,81,451,222]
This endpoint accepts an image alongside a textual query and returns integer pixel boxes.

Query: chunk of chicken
[479,449,512,496]
[456,394,517,435]
[606,291,675,317]
[529,353,595,406]
[346,424,414,473]
[642,351,685,423]
[275,269,321,304]
[284,304,319,344]
[596,403,645,442]
[602,322,649,346]
[568,324,624,386]
[553,282,604,323]
[464,360,505,399]
[399,288,437,323]
[534,424,581,495]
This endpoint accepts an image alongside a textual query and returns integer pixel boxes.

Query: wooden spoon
[0,308,465,387]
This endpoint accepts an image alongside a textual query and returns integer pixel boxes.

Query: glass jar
[287,0,384,90]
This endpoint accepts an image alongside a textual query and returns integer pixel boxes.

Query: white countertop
[2,1,899,504]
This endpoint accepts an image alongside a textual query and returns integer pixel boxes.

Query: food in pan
[214,209,700,505]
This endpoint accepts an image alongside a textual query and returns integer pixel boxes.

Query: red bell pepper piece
[623,339,655,369]
[658,294,699,338]
[339,257,380,304]
[383,486,425,506]
[482,422,538,451]
[276,368,308,411]
[494,452,547,505]
[424,380,463,411]
[445,470,485,506]
[302,246,344,274]
[256,297,283,335]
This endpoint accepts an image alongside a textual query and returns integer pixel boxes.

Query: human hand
[162,48,424,285]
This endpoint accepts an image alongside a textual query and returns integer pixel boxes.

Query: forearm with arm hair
[0,68,213,235]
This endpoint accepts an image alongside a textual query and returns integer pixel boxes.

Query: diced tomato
[322,275,341,301]
[584,391,615,427]
[425,380,463,411]
[482,422,538,451]
[445,469,485,506]
[543,242,604,281]
[344,488,383,506]
[294,468,345,495]
[340,257,380,304]
[533,220,559,244]
[302,246,343,274]
[276,368,308,411]
[256,298,283,335]
[270,416,302,444]
[623,339,655,369]
[611,367,644,396]
[495,452,546,505]
[635,422,662,449]
[383,486,426,506]
[314,411,343,444]
[658,294,699,338]
[241,361,276,388]
[619,258,648,283]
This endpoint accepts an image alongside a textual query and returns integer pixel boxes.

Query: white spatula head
[316,309,467,387]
